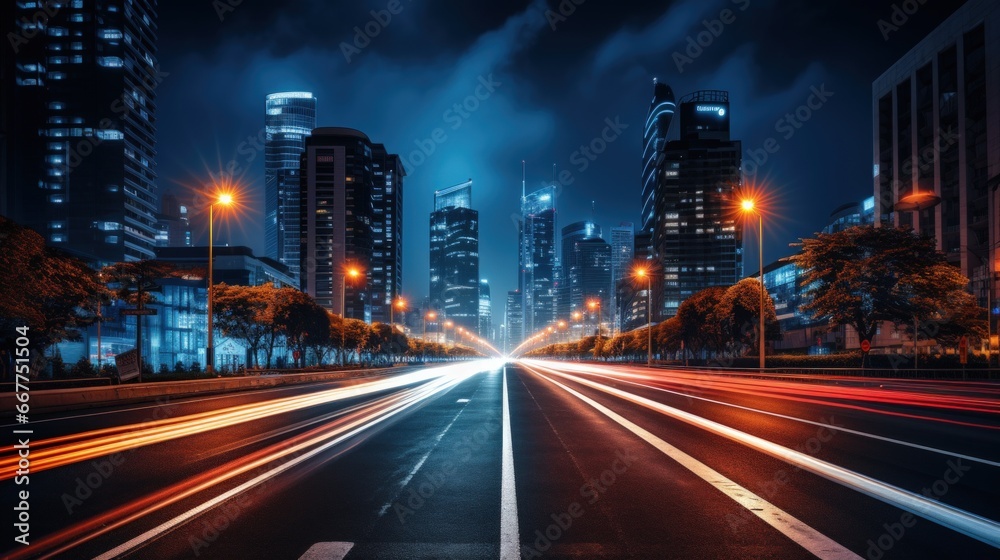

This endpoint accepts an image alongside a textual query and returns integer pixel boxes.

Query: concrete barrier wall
[0,367,403,416]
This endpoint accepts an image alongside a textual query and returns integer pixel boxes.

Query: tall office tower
[264,92,316,280]
[560,220,602,314]
[521,185,557,335]
[479,279,492,340]
[505,290,524,353]
[371,144,405,324]
[569,237,613,325]
[641,80,676,240]
[873,0,1000,307]
[1,0,12,219]
[155,194,193,248]
[429,180,480,331]
[7,1,160,265]
[655,90,743,319]
[300,128,375,319]
[609,222,635,332]
[621,230,656,331]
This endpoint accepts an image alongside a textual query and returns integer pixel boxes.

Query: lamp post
[391,297,406,332]
[587,299,602,337]
[741,198,765,370]
[340,267,361,366]
[423,311,436,361]
[207,192,234,375]
[635,267,653,366]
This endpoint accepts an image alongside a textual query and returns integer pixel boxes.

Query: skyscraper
[560,220,602,315]
[155,194,193,248]
[505,290,523,353]
[569,237,613,331]
[873,0,1000,308]
[300,128,375,319]
[521,184,557,335]
[7,1,160,265]
[371,145,405,324]
[479,279,492,341]
[430,180,479,332]
[609,222,635,332]
[655,90,743,319]
[265,91,316,282]
[642,80,676,238]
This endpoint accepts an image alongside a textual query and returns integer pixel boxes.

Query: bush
[189,361,202,374]
[174,361,187,373]
[70,357,97,377]
[158,363,170,375]
[49,353,66,378]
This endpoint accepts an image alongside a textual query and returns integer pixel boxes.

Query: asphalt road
[2,359,998,559]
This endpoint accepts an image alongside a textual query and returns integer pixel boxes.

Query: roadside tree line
[526,226,987,362]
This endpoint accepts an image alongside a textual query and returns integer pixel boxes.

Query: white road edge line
[570,365,1000,469]
[500,366,520,560]
[90,372,476,560]
[299,541,354,560]
[533,364,1000,550]
[532,369,862,560]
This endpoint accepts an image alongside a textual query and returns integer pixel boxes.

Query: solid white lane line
[533,370,862,560]
[91,371,478,560]
[534,365,1000,549]
[574,367,1000,468]
[500,367,520,560]
[299,541,354,560]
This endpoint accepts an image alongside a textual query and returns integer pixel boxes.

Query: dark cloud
[155,0,969,320]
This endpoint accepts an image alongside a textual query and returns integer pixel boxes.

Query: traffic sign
[121,308,157,316]
[115,349,141,382]
[860,340,871,353]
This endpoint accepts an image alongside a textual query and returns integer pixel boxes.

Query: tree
[0,217,105,366]
[674,287,727,355]
[793,226,978,348]
[717,278,780,355]
[273,288,330,368]
[212,284,269,367]
[899,262,987,348]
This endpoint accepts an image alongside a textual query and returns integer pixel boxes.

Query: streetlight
[391,297,407,333]
[207,192,235,375]
[741,197,765,370]
[423,311,437,361]
[587,298,602,337]
[635,267,653,366]
[341,266,362,321]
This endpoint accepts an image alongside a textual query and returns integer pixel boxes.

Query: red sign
[860,340,871,353]
[959,336,968,365]
[293,350,301,360]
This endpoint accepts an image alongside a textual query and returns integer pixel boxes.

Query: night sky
[156,0,968,318]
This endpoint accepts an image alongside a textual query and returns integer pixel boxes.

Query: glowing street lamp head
[346,268,361,279]
[217,193,234,206]
[426,311,437,320]
[634,267,648,279]
[444,320,454,328]
[741,199,755,212]
[395,297,407,309]
[587,300,599,310]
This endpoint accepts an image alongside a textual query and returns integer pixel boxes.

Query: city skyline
[145,0,974,320]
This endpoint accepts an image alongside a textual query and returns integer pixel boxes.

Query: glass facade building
[609,222,635,332]
[371,145,405,324]
[642,80,676,238]
[505,290,523,354]
[569,237,613,333]
[873,0,1000,308]
[479,279,492,341]
[521,185,557,335]
[654,90,744,319]
[6,0,160,266]
[429,180,479,332]
[265,92,316,282]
